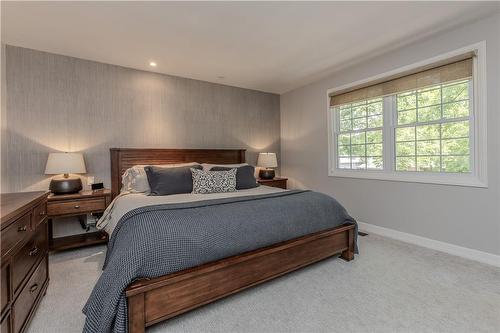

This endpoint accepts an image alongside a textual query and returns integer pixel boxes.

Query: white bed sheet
[97,185,286,235]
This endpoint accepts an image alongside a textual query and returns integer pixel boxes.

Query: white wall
[280,14,500,256]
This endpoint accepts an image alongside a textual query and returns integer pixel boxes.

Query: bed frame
[110,148,355,333]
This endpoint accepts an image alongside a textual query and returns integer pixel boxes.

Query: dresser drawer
[1,213,32,257]
[1,264,9,315]
[12,224,47,294]
[32,201,47,230]
[12,257,47,333]
[47,198,105,216]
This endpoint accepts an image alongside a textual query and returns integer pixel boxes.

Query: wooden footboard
[126,223,355,333]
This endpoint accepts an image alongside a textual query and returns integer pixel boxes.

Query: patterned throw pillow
[191,168,237,194]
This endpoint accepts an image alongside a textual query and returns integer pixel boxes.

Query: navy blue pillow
[210,165,259,190]
[145,164,202,196]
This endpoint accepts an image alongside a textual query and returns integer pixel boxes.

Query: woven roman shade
[330,56,473,107]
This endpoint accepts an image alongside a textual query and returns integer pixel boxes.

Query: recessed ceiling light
[149,61,157,67]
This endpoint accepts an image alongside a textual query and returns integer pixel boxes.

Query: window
[328,44,487,187]
[395,79,471,173]
[337,98,384,170]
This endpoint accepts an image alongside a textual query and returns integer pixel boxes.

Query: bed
[84,148,356,333]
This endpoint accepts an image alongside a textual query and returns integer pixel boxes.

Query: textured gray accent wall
[1,45,280,192]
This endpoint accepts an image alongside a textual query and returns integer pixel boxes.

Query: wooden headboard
[110,148,246,199]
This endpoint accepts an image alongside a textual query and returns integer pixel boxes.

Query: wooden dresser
[1,191,49,333]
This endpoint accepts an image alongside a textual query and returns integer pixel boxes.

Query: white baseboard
[357,222,500,268]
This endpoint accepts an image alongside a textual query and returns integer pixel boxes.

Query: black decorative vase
[49,177,82,195]
[259,168,275,180]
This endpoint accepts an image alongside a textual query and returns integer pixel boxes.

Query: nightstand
[47,189,111,251]
[257,177,288,189]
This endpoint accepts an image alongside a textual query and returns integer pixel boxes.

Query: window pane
[352,157,366,169]
[366,144,383,156]
[353,117,367,130]
[417,156,441,172]
[417,140,440,155]
[442,156,470,173]
[416,124,440,140]
[367,115,383,128]
[396,127,415,142]
[396,157,416,171]
[351,132,365,145]
[351,144,365,156]
[418,105,441,122]
[352,105,366,118]
[367,157,383,169]
[442,121,469,139]
[339,106,352,119]
[340,119,352,132]
[398,109,416,125]
[397,92,416,110]
[366,130,383,144]
[442,138,469,155]
[396,141,415,156]
[442,81,468,103]
[443,100,469,119]
[338,145,350,157]
[338,157,351,169]
[338,133,350,145]
[367,101,383,116]
[418,87,441,107]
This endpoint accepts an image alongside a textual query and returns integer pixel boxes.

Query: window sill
[328,169,487,188]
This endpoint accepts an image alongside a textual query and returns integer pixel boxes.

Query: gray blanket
[82,190,356,333]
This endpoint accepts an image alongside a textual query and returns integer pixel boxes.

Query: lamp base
[49,177,82,195]
[259,169,275,180]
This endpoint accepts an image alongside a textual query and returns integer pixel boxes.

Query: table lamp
[45,152,86,194]
[257,152,277,180]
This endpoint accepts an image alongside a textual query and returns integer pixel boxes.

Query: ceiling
[2,2,498,94]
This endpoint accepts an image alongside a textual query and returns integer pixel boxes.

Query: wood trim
[126,223,355,331]
[110,148,246,199]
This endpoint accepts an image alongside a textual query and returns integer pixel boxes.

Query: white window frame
[327,42,487,188]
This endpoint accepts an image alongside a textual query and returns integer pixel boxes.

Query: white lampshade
[257,153,278,168]
[45,152,86,175]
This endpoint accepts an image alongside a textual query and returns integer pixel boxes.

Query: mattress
[97,185,286,235]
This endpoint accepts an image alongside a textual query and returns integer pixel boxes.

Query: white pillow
[121,162,199,193]
[202,163,248,171]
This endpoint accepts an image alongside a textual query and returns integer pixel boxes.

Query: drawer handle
[74,205,80,209]
[29,247,39,256]
[18,225,28,232]
[30,284,39,293]
[39,211,46,216]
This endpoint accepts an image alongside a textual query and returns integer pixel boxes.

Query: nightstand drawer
[47,198,105,216]
[258,179,287,189]
[1,213,32,257]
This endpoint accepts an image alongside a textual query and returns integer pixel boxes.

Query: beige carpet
[26,234,500,333]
